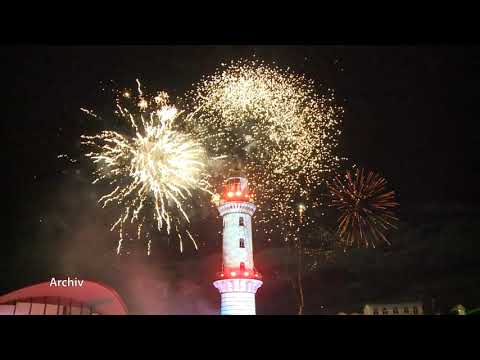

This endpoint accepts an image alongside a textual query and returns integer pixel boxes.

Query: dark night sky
[3,46,480,207]
[1,45,480,312]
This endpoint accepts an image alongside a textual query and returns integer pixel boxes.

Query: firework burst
[328,168,399,248]
[185,59,343,242]
[81,80,212,254]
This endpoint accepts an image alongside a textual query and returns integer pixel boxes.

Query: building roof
[0,280,128,315]
[364,301,423,308]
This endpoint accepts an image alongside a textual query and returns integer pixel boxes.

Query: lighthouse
[213,177,263,315]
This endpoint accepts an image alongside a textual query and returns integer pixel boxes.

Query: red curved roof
[0,280,128,315]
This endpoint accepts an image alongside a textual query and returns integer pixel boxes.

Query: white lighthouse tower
[213,177,263,315]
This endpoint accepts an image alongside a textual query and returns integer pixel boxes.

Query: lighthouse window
[239,238,245,248]
[239,217,245,226]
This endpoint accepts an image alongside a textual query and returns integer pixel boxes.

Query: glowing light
[235,191,242,196]
[231,272,236,277]
[227,191,234,198]
[244,272,249,276]
[138,99,148,110]
[81,81,212,254]
[211,193,221,206]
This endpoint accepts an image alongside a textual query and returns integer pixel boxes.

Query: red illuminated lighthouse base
[213,278,263,315]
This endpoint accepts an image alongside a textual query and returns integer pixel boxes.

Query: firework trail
[328,168,399,248]
[184,59,344,243]
[81,80,212,254]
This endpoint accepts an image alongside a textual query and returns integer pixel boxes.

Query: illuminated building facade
[0,280,128,315]
[363,301,423,315]
[213,177,263,315]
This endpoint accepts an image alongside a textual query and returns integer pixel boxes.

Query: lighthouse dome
[222,177,252,202]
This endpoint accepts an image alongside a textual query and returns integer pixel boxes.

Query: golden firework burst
[185,59,344,242]
[81,81,211,254]
[328,168,399,248]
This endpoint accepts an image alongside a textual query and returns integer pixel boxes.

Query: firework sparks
[328,168,399,248]
[81,80,212,254]
[185,59,343,242]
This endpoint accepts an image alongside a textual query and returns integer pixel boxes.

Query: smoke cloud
[32,165,218,315]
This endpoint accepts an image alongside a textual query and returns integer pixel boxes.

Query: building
[363,301,424,315]
[337,312,362,315]
[0,280,128,315]
[213,177,263,315]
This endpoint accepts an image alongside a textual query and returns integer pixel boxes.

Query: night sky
[1,46,480,314]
